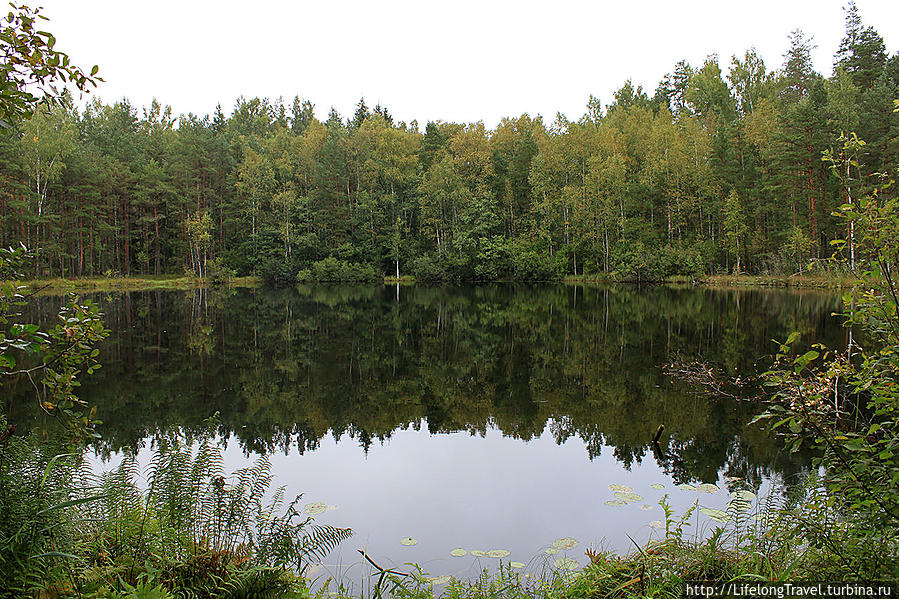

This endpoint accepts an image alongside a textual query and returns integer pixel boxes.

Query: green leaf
[37,493,109,515]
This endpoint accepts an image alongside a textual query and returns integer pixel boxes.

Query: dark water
[10,284,845,579]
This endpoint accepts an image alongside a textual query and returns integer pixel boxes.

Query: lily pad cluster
[552,537,578,550]
[408,536,583,577]
[605,485,644,506]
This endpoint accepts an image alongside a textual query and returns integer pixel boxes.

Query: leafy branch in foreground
[0,3,100,126]
[1,244,109,441]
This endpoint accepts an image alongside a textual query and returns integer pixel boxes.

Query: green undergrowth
[0,421,352,598]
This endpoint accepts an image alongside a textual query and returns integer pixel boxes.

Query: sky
[37,0,899,129]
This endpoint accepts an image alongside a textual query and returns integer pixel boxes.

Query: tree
[834,1,887,91]
[21,101,74,208]
[781,29,818,104]
[723,189,747,272]
[729,48,771,116]
[186,211,213,277]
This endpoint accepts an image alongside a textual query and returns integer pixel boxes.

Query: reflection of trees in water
[13,285,840,482]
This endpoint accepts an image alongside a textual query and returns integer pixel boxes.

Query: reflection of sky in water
[90,420,776,582]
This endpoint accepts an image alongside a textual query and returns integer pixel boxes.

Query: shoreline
[5,273,858,295]
[7,275,262,294]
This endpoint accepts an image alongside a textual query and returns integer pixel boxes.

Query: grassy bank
[7,273,860,294]
[562,274,613,284]
[7,274,261,294]
[666,273,858,288]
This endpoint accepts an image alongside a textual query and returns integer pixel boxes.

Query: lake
[12,284,845,581]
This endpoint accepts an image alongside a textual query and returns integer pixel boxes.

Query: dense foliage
[1,4,896,282]
[758,124,899,578]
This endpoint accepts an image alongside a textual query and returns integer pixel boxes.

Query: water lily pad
[725,476,743,482]
[731,490,756,502]
[677,483,696,490]
[488,549,511,558]
[699,507,729,522]
[650,483,665,490]
[510,561,526,569]
[470,550,487,557]
[640,504,653,511]
[649,520,664,528]
[400,537,418,546]
[614,491,643,503]
[304,502,328,515]
[545,548,559,555]
[604,499,628,506]
[428,575,451,585]
[694,483,719,494]
[608,484,632,492]
[450,548,467,557]
[552,537,578,550]
[553,557,579,571]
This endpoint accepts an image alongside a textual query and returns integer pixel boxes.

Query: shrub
[260,257,298,285]
[511,250,563,281]
[309,257,379,282]
[411,254,449,283]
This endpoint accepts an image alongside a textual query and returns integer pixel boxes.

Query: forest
[1,3,896,283]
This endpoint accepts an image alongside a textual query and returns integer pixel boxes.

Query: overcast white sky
[38,0,899,128]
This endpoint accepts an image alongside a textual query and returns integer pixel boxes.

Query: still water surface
[16,284,845,578]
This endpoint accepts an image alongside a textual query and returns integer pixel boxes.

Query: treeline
[1,3,896,282]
